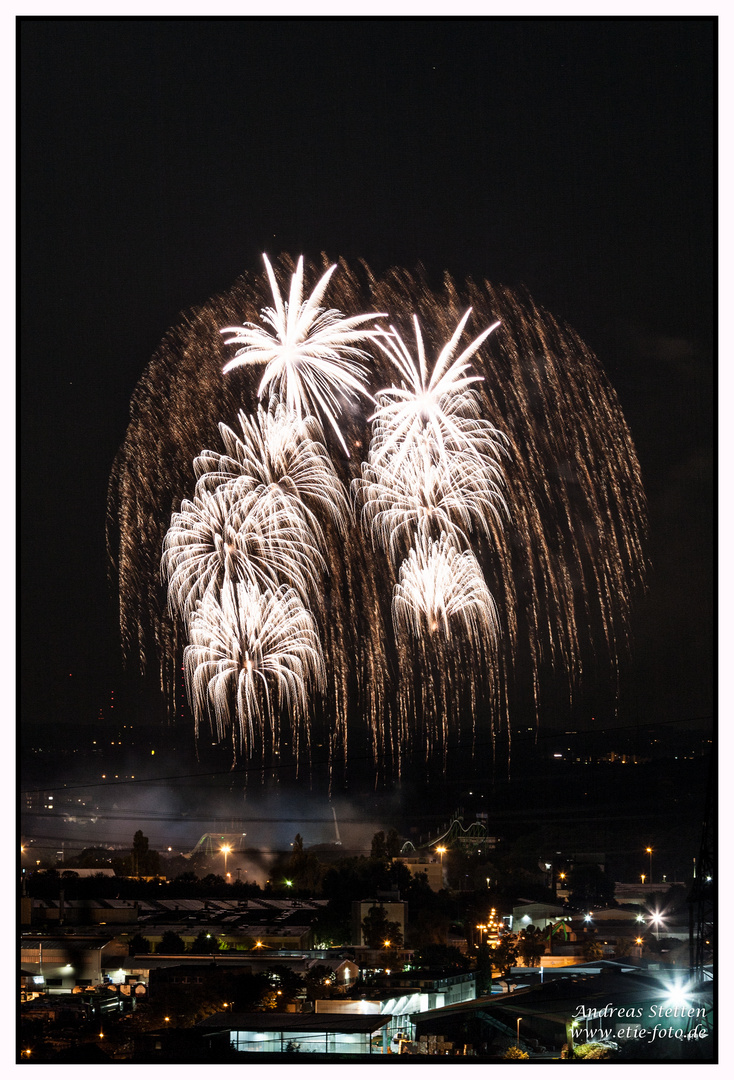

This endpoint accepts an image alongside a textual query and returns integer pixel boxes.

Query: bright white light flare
[221,255,384,454]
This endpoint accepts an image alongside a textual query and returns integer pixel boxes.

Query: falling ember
[107,254,647,775]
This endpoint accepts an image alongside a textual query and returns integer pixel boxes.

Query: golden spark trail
[107,255,647,775]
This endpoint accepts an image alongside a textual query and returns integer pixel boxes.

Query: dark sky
[20,18,713,744]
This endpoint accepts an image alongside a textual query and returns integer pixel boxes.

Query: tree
[311,899,351,947]
[517,924,546,966]
[158,930,186,954]
[370,831,388,861]
[131,830,160,877]
[259,967,304,1010]
[575,1042,613,1060]
[303,965,337,1002]
[475,940,493,995]
[200,874,227,889]
[410,943,469,972]
[191,930,220,954]
[385,828,402,858]
[287,833,322,892]
[129,933,151,955]
[613,937,633,958]
[76,847,115,869]
[361,904,403,949]
[502,1046,529,1060]
[581,938,604,962]
[489,935,518,977]
[409,908,450,948]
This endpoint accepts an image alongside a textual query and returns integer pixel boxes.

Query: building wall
[351,900,407,947]
[392,857,444,891]
[20,941,116,991]
[228,1028,380,1054]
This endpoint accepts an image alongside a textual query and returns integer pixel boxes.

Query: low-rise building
[197,1010,393,1055]
[20,935,126,992]
[314,970,477,1045]
[512,902,567,930]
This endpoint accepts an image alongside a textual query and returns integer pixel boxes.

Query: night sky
[20,18,713,752]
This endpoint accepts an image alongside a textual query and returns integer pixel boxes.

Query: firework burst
[393,533,499,645]
[369,309,503,469]
[108,254,647,777]
[185,579,325,759]
[355,435,507,565]
[162,484,323,620]
[194,403,352,538]
[221,255,384,454]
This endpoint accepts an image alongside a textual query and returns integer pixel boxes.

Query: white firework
[162,483,323,620]
[194,403,352,536]
[370,309,504,467]
[221,255,384,454]
[185,579,325,753]
[356,438,508,563]
[392,533,499,644]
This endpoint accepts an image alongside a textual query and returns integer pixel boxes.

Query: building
[315,971,477,1046]
[391,855,444,891]
[512,902,567,930]
[197,1010,393,1055]
[410,965,714,1060]
[19,935,129,992]
[351,897,406,947]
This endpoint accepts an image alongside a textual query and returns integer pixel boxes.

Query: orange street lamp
[436,846,447,865]
[646,847,653,883]
[221,844,232,876]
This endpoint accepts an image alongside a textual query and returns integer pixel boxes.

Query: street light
[436,846,447,864]
[646,847,653,884]
[516,1017,522,1047]
[221,844,231,877]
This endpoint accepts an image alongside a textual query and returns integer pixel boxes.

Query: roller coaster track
[401,814,488,855]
